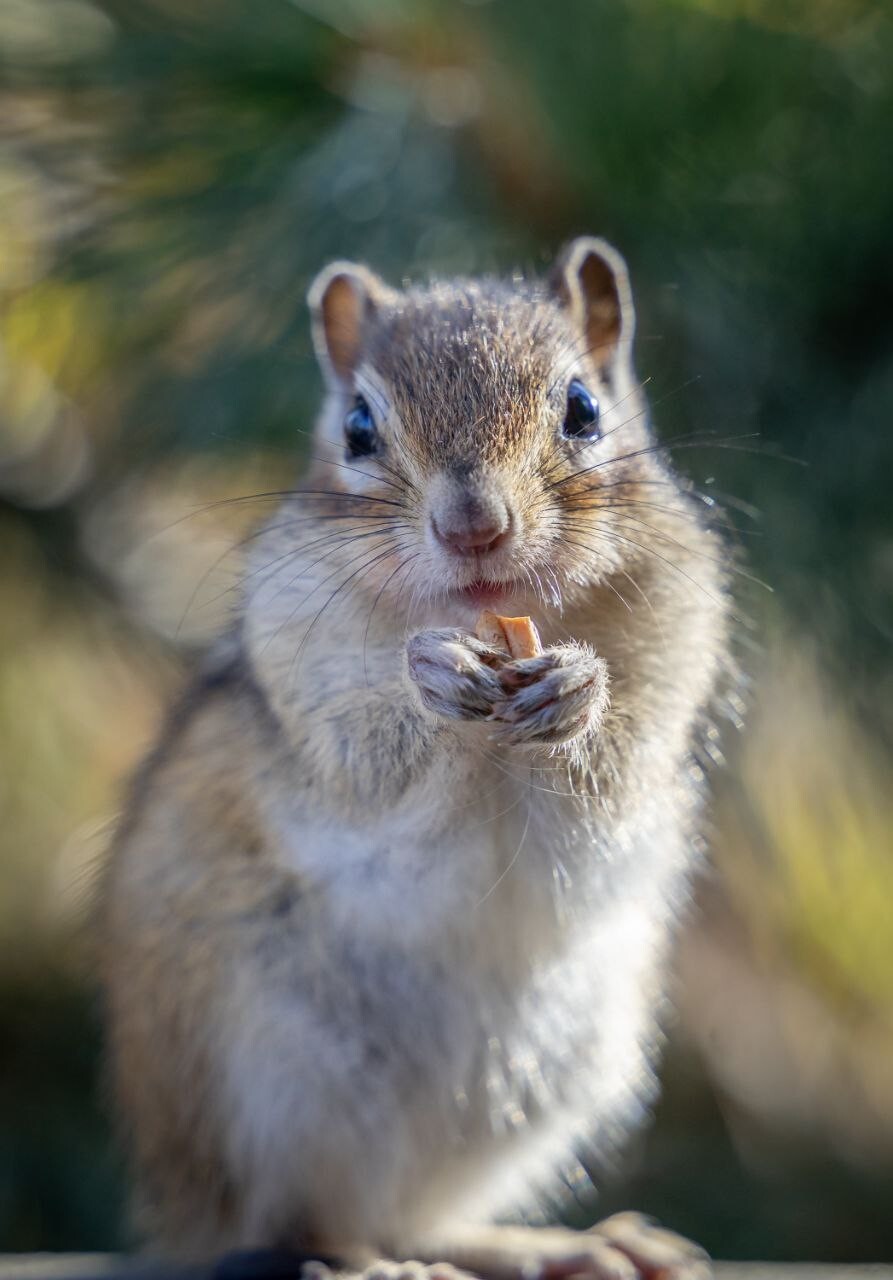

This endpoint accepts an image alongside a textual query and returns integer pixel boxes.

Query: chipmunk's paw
[489,641,608,747]
[407,628,503,723]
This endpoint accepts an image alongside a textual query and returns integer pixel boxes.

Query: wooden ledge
[3,1260,892,1280]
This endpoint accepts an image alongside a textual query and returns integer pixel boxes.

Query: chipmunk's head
[307,238,655,618]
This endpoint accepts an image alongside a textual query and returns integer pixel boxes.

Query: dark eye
[562,379,601,441]
[344,394,379,458]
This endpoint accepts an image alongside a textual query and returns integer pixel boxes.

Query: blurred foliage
[1,0,892,1262]
[727,651,893,1029]
[0,948,126,1252]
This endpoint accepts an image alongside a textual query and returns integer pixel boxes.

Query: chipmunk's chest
[307,850,667,1226]
[261,769,676,1223]
[273,755,586,953]
[272,754,651,1067]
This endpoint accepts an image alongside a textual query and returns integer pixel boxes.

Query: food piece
[475,611,542,660]
[474,610,508,651]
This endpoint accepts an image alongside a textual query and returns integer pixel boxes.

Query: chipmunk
[98,238,732,1280]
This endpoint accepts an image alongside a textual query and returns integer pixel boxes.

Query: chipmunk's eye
[562,379,601,441]
[344,394,378,458]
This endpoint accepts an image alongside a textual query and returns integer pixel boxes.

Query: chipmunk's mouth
[453,578,525,606]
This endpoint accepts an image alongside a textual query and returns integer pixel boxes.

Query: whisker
[287,538,413,687]
[362,551,421,687]
[549,474,763,544]
[294,425,417,497]
[544,431,773,493]
[475,797,533,906]
[558,537,637,616]
[616,566,668,652]
[559,505,767,589]
[145,487,409,545]
[566,494,760,537]
[234,521,410,612]
[256,531,405,656]
[592,512,770,590]
[572,524,733,614]
[303,451,405,492]
[175,517,296,639]
[471,740,586,800]
[183,516,405,626]
[561,534,671,638]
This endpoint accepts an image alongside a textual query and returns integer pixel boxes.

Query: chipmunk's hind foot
[417,1215,710,1280]
[301,1262,477,1280]
[364,1262,480,1280]
[589,1212,711,1280]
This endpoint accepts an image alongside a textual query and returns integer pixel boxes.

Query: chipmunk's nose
[429,478,513,558]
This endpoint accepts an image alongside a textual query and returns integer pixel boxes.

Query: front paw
[407,628,503,723]
[490,641,608,747]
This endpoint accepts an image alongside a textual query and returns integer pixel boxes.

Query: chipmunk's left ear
[550,237,635,375]
[307,261,394,388]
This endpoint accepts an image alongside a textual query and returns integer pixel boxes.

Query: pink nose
[431,505,512,557]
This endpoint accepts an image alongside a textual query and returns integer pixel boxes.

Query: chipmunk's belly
[259,782,674,1237]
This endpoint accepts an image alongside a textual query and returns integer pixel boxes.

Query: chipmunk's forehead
[367,283,570,465]
[371,283,567,374]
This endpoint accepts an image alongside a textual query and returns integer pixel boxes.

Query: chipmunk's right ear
[550,237,635,376]
[308,262,393,388]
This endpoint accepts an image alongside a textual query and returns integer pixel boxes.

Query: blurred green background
[1,0,892,1263]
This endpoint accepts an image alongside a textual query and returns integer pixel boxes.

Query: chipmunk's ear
[307,262,393,387]
[550,237,635,375]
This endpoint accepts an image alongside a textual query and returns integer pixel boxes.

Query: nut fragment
[475,611,542,659]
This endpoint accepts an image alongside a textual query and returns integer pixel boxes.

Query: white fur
[221,351,724,1246]
[225,531,698,1253]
